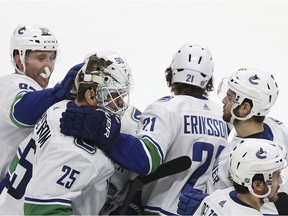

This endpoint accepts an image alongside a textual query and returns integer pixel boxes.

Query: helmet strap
[14,53,26,75]
[248,185,272,201]
[229,103,254,125]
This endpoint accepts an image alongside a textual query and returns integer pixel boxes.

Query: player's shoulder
[124,104,142,122]
[47,100,68,116]
[209,187,234,198]
[0,74,42,90]
[264,116,288,135]
[265,116,285,126]
[144,95,222,114]
[44,100,69,131]
[121,104,142,135]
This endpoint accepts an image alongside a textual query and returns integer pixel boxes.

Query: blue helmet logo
[256,147,267,159]
[249,74,260,85]
[18,26,26,35]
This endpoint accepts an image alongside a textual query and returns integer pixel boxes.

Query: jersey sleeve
[2,75,59,128]
[12,88,59,127]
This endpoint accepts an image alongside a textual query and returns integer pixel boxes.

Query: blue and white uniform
[0,100,114,215]
[0,74,59,181]
[194,187,263,216]
[136,95,228,215]
[207,117,288,215]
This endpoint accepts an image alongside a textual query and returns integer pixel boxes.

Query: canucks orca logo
[74,137,96,154]
[18,26,26,35]
[256,147,267,159]
[249,74,260,85]
[159,96,173,102]
[132,107,142,121]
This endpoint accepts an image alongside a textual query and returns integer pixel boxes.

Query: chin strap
[14,54,27,75]
[229,103,254,125]
[248,185,272,202]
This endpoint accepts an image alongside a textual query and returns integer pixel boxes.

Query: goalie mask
[74,52,131,116]
[218,68,279,123]
[228,139,287,199]
[10,25,58,75]
[170,43,214,89]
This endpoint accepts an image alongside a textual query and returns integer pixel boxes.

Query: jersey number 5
[8,139,36,199]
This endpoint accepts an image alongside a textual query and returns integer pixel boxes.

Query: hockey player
[177,68,288,215]
[60,43,229,215]
[83,51,143,215]
[0,54,127,215]
[0,25,81,181]
[194,139,287,216]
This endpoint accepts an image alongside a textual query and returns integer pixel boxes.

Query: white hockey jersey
[0,74,42,180]
[194,187,263,216]
[207,117,288,215]
[139,95,228,215]
[0,100,114,215]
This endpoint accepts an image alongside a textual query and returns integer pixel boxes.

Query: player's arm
[11,63,84,127]
[106,133,162,175]
[60,104,163,176]
[12,88,59,127]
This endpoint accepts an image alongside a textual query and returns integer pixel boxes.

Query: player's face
[25,51,57,88]
[107,91,127,112]
[222,89,236,122]
[267,170,283,202]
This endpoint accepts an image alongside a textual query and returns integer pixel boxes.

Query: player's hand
[177,188,208,215]
[60,101,121,151]
[52,63,84,100]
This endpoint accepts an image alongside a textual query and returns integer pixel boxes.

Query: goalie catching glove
[60,101,121,151]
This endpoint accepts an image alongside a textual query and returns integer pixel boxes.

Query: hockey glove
[60,101,121,151]
[177,188,208,215]
[275,192,288,215]
[52,63,84,100]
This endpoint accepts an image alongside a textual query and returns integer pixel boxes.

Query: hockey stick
[119,156,192,215]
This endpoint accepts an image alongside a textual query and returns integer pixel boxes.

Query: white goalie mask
[170,43,214,89]
[218,68,279,122]
[74,52,131,116]
[10,25,58,75]
[228,139,287,199]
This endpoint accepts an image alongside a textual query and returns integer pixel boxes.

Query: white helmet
[228,138,287,198]
[75,52,131,116]
[218,68,279,122]
[170,43,214,89]
[10,25,58,74]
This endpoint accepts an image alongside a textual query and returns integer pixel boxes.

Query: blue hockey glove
[52,63,84,100]
[177,188,208,215]
[60,101,121,151]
